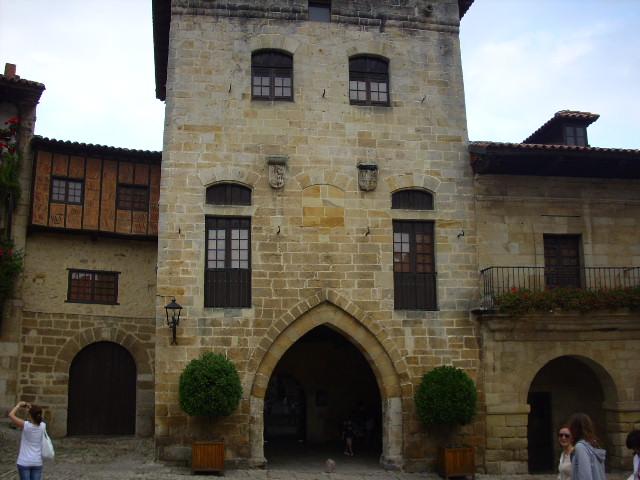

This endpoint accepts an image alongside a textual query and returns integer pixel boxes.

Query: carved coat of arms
[267,156,288,189]
[357,163,378,192]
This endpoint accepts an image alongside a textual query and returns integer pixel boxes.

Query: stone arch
[247,289,409,389]
[524,354,620,472]
[385,173,442,195]
[198,165,261,190]
[345,41,394,61]
[292,169,354,193]
[520,352,619,407]
[51,327,153,437]
[55,326,151,376]
[249,34,301,56]
[248,292,408,468]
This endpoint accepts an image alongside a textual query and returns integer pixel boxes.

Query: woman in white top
[558,425,574,480]
[8,401,45,480]
[626,430,640,480]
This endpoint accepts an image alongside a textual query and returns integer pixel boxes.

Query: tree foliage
[414,366,477,427]
[179,352,242,417]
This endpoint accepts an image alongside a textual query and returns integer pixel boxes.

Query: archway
[527,355,614,473]
[67,341,136,435]
[248,300,405,469]
[264,325,382,466]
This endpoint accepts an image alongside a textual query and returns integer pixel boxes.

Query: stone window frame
[349,55,390,107]
[50,176,84,205]
[66,269,120,305]
[204,216,252,308]
[251,50,294,102]
[392,220,437,310]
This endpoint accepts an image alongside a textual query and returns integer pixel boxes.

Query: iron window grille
[67,269,119,304]
[51,177,83,204]
[205,217,251,308]
[117,184,149,211]
[206,183,252,206]
[349,56,390,106]
[393,220,437,310]
[252,51,293,101]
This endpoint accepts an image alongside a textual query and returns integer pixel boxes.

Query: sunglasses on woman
[558,433,571,438]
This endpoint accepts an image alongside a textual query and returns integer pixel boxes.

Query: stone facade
[155,0,478,470]
[474,174,640,473]
[17,233,157,436]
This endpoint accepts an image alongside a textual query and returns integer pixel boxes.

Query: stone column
[248,395,267,468]
[381,396,403,469]
[605,401,640,470]
[485,403,529,474]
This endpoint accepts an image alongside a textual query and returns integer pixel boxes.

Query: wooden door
[544,235,581,288]
[67,341,136,435]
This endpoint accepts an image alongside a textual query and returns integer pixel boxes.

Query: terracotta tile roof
[470,141,640,155]
[469,141,640,179]
[31,136,162,162]
[523,110,600,144]
[0,74,45,104]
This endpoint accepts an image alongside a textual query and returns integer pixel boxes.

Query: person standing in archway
[558,425,574,480]
[569,413,606,480]
[8,401,45,480]
[626,430,640,480]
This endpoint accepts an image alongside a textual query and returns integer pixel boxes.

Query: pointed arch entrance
[248,301,405,469]
[527,355,617,473]
[68,341,136,435]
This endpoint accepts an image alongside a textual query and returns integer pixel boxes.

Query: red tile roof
[470,141,640,155]
[32,136,161,162]
[523,110,600,144]
[0,74,45,104]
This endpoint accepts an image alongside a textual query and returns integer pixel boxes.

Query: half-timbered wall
[31,149,160,237]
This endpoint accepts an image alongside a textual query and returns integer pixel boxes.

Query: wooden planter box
[192,441,224,474]
[438,446,475,480]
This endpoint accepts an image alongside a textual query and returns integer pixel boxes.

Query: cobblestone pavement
[0,424,630,480]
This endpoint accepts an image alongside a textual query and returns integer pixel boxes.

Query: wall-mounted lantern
[164,297,183,345]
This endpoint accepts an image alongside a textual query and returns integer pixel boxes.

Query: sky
[1,0,639,151]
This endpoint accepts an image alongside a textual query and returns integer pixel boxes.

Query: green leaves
[179,352,242,417]
[414,366,477,427]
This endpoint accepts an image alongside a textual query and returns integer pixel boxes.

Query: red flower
[510,287,518,293]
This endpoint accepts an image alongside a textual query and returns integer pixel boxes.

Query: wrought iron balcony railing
[480,266,640,309]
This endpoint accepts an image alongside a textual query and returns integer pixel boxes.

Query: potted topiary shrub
[414,365,478,479]
[179,352,243,474]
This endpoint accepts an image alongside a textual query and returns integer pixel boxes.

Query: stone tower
[152,0,478,470]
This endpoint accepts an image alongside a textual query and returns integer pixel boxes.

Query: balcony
[480,266,640,310]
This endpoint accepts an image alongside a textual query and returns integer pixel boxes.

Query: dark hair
[568,413,599,447]
[627,430,640,450]
[29,405,43,426]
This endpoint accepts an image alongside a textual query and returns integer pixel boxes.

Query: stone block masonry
[157,0,478,471]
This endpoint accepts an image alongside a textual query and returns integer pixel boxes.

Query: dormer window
[564,125,587,146]
[309,1,330,22]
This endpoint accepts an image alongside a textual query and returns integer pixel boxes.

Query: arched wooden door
[68,341,136,435]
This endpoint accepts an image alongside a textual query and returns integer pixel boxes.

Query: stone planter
[192,441,224,474]
[438,446,475,479]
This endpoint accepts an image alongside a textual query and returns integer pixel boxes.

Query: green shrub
[179,352,242,417]
[415,366,477,427]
